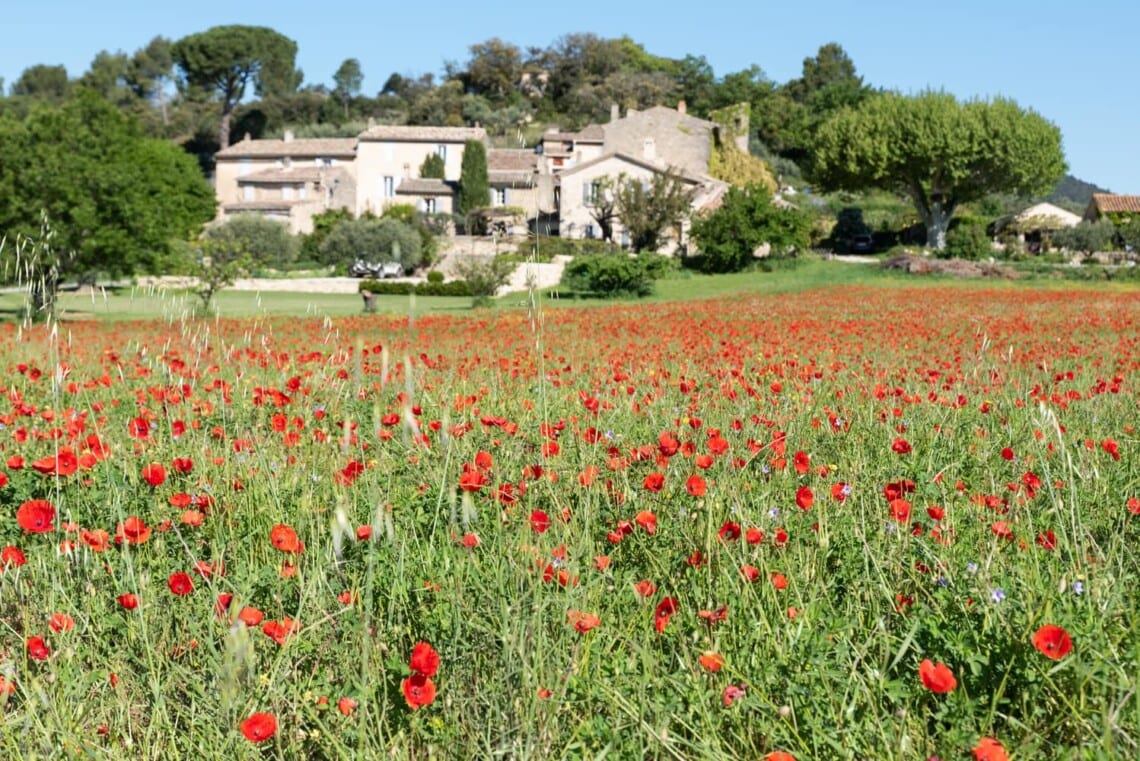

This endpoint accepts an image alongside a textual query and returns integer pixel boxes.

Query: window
[584,224,595,240]
[383,176,395,198]
[582,182,594,204]
[282,186,293,201]
[239,159,252,176]
[317,157,334,167]
[298,184,308,200]
[243,185,253,201]
[424,198,437,214]
[436,145,447,161]
[493,188,507,206]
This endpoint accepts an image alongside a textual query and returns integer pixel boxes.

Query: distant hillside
[1047,174,1110,208]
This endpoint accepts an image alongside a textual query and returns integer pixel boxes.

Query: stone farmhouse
[212,101,739,250]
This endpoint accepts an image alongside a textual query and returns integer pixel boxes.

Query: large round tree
[0,92,216,314]
[811,90,1066,249]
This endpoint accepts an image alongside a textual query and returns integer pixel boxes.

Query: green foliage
[691,184,812,272]
[172,25,299,147]
[426,270,445,284]
[560,253,671,297]
[331,58,364,118]
[192,234,253,310]
[1116,219,1140,252]
[1051,219,1117,254]
[450,255,515,298]
[0,92,215,292]
[419,152,446,179]
[943,217,993,260]
[812,90,1067,249]
[382,204,439,267]
[457,139,490,219]
[203,214,298,270]
[10,64,70,101]
[615,172,695,252]
[299,208,354,263]
[318,217,423,272]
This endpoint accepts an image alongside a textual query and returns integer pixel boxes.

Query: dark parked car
[848,234,874,254]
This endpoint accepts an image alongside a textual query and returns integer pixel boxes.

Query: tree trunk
[219,108,232,150]
[923,198,953,250]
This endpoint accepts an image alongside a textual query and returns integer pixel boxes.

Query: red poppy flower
[141,463,166,487]
[918,658,957,693]
[891,438,912,455]
[642,472,665,492]
[49,613,75,632]
[337,697,358,716]
[401,674,437,710]
[792,450,810,474]
[1102,438,1121,461]
[238,606,264,627]
[654,596,678,634]
[795,486,814,511]
[261,618,300,645]
[26,636,51,661]
[698,651,725,672]
[409,642,440,677]
[269,524,304,554]
[117,516,151,545]
[888,499,911,523]
[765,753,796,761]
[1128,497,1140,516]
[635,510,657,534]
[1032,624,1073,660]
[973,736,1009,761]
[770,572,788,590]
[686,474,707,497]
[240,712,277,742]
[567,610,600,633]
[1,546,27,569]
[718,521,741,541]
[168,571,194,596]
[745,527,765,544]
[722,683,746,707]
[16,499,56,534]
[117,593,139,610]
[740,565,760,582]
[529,510,551,534]
[633,579,658,597]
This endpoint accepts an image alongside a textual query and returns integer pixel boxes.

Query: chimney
[283,129,294,142]
[610,103,620,122]
[677,99,687,115]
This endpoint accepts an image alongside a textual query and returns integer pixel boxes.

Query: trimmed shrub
[560,254,669,298]
[943,217,993,260]
[204,214,299,270]
[318,217,422,272]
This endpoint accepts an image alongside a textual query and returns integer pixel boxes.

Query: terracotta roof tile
[216,137,357,159]
[358,125,487,142]
[1091,193,1140,214]
[395,178,456,195]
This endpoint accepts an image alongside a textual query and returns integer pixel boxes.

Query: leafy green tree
[318,217,422,272]
[457,139,490,220]
[560,253,668,298]
[332,58,363,119]
[615,171,695,252]
[419,152,446,179]
[192,235,252,311]
[691,184,812,272]
[203,214,298,270]
[451,255,515,306]
[465,38,523,101]
[172,25,299,148]
[11,64,70,101]
[0,93,215,315]
[812,91,1066,249]
[79,51,138,108]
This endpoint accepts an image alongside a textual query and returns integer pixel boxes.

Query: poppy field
[1,284,1138,760]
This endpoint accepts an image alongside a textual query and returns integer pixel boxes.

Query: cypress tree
[457,139,490,216]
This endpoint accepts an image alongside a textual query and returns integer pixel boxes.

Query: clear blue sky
[3,0,1137,194]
